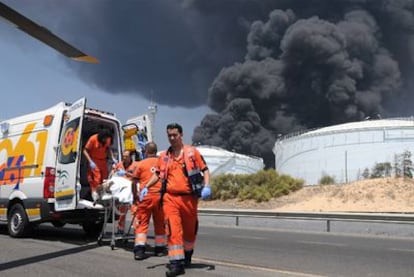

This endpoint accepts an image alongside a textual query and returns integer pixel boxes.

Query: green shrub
[318,174,335,185]
[210,169,303,203]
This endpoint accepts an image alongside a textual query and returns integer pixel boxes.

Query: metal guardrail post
[327,219,330,232]
[236,216,239,226]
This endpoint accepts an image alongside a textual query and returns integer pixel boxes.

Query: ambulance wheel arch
[7,201,32,238]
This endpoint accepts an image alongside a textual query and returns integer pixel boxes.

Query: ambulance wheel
[82,220,104,238]
[8,203,31,238]
[51,220,66,228]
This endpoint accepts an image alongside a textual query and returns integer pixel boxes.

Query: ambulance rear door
[54,98,86,211]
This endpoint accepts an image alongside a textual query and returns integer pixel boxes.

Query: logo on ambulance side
[0,123,47,187]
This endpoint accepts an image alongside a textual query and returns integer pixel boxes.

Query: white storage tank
[196,145,265,176]
[273,118,414,185]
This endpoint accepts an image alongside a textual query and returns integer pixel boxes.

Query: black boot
[133,245,146,260]
[154,246,167,257]
[165,260,185,277]
[184,250,193,267]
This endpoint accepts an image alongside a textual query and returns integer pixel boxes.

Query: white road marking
[389,248,414,253]
[231,235,265,240]
[193,257,327,277]
[298,240,346,247]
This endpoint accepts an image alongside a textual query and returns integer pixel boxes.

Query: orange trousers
[163,193,198,261]
[87,159,108,191]
[134,193,165,247]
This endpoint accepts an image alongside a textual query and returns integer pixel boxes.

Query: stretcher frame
[96,193,136,250]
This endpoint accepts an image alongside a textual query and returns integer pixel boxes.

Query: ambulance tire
[8,203,32,238]
[51,220,66,228]
[82,220,104,238]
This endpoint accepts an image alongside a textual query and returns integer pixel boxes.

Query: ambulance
[0,97,123,237]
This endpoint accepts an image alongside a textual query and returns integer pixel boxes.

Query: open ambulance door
[55,98,86,211]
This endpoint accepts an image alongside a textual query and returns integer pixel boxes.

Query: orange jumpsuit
[84,134,111,191]
[113,161,137,232]
[133,157,165,248]
[157,146,207,262]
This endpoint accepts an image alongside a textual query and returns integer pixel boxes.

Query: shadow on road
[0,242,99,271]
[147,262,215,272]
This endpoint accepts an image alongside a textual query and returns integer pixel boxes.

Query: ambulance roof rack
[85,107,115,116]
[64,101,115,116]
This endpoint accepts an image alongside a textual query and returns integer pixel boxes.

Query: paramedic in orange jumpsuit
[143,123,211,277]
[132,142,166,260]
[112,150,137,234]
[83,130,116,200]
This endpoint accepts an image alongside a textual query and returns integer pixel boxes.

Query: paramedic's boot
[133,245,146,260]
[154,246,167,257]
[165,260,185,277]
[184,250,193,267]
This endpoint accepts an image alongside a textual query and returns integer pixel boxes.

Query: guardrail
[198,208,414,232]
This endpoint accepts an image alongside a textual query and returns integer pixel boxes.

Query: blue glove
[117,169,126,176]
[112,158,118,164]
[139,187,148,202]
[89,161,96,170]
[201,186,211,200]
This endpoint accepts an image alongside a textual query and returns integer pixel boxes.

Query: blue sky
[0,1,211,150]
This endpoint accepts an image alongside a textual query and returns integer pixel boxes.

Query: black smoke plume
[193,0,414,168]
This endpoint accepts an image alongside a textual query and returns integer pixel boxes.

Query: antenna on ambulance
[147,92,157,141]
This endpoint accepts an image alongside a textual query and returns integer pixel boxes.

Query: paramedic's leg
[151,193,166,256]
[87,167,101,200]
[164,193,185,275]
[134,197,151,260]
[181,195,198,267]
[117,204,128,234]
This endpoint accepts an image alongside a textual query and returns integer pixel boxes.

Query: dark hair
[166,123,183,134]
[97,129,113,145]
[145,142,158,155]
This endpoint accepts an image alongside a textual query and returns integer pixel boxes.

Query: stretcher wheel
[111,243,115,250]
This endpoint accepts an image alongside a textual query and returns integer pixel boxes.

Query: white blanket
[108,176,135,204]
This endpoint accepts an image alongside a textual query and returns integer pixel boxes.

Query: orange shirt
[133,157,161,193]
[114,161,137,181]
[85,134,109,161]
[157,146,207,194]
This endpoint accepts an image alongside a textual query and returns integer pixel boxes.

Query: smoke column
[193,0,414,168]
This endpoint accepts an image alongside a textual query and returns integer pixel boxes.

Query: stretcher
[96,176,138,249]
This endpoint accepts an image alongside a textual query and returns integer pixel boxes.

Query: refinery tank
[196,145,265,176]
[273,118,414,185]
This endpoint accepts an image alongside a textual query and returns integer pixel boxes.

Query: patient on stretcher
[93,175,135,204]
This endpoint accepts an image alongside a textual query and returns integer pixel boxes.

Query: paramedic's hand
[201,186,211,200]
[116,169,126,176]
[139,187,148,202]
[89,161,96,170]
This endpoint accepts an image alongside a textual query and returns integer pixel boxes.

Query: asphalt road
[0,220,414,277]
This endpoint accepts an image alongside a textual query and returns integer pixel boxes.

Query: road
[0,221,414,277]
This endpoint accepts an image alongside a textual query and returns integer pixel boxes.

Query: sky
[2,0,414,168]
[0,0,212,150]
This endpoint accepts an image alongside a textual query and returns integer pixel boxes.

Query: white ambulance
[0,97,122,237]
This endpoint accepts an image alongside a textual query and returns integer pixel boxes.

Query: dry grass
[199,178,414,212]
